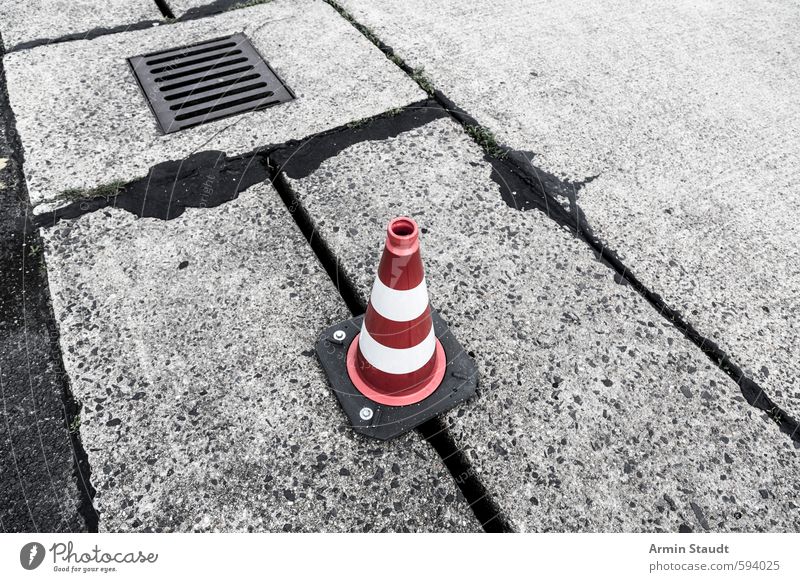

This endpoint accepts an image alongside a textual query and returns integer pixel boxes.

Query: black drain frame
[128,33,294,134]
[316,312,479,440]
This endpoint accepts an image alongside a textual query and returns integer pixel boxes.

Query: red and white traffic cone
[316,216,477,440]
[346,217,446,405]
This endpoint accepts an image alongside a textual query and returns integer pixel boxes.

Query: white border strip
[358,326,436,375]
[8,532,797,580]
[369,277,429,322]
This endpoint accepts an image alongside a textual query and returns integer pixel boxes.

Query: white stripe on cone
[358,325,436,375]
[369,277,429,322]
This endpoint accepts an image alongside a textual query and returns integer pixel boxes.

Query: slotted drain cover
[128,33,294,134]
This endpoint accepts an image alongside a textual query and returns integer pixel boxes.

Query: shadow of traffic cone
[316,216,478,440]
[347,217,446,405]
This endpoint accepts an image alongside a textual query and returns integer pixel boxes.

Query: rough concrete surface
[337,0,800,421]
[39,180,477,532]
[0,0,161,51]
[286,116,800,532]
[165,0,243,18]
[0,64,86,532]
[4,0,424,214]
[165,0,209,16]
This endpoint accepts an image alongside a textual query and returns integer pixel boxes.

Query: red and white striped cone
[346,217,447,406]
[316,216,477,439]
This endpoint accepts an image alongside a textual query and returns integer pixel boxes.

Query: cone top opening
[386,217,419,254]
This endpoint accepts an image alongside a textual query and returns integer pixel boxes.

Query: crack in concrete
[154,0,176,19]
[5,20,166,54]
[469,111,800,446]
[32,98,440,228]
[34,150,269,228]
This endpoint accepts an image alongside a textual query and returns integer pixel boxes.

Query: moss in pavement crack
[465,124,508,159]
[57,180,127,203]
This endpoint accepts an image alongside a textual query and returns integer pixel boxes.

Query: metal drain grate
[128,33,294,134]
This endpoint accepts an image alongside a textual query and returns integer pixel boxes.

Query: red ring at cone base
[346,334,446,406]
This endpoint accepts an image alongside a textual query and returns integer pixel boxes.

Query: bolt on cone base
[316,311,479,441]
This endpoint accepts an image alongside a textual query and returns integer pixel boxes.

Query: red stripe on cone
[377,245,424,290]
[363,303,432,349]
[347,217,446,406]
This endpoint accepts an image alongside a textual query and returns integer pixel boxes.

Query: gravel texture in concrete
[286,116,800,532]
[337,0,800,424]
[165,0,248,18]
[4,0,424,214]
[0,62,87,532]
[40,181,478,532]
[0,0,161,51]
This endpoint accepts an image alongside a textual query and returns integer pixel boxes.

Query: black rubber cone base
[316,311,478,440]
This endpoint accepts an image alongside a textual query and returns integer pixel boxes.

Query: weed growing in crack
[68,413,81,435]
[361,26,382,46]
[768,406,785,426]
[57,180,127,203]
[346,118,369,129]
[465,124,507,158]
[93,181,126,197]
[59,189,85,202]
[411,68,435,96]
[329,1,382,45]
[346,107,405,130]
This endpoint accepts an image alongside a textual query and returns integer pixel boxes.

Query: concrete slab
[40,180,478,532]
[4,0,424,214]
[336,0,800,423]
[285,115,800,532]
[0,0,161,52]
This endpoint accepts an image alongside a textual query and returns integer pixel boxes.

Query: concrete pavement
[40,179,477,532]
[283,112,800,532]
[336,0,800,421]
[1,0,797,532]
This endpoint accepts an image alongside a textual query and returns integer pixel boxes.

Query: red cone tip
[346,217,446,406]
[385,217,419,254]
